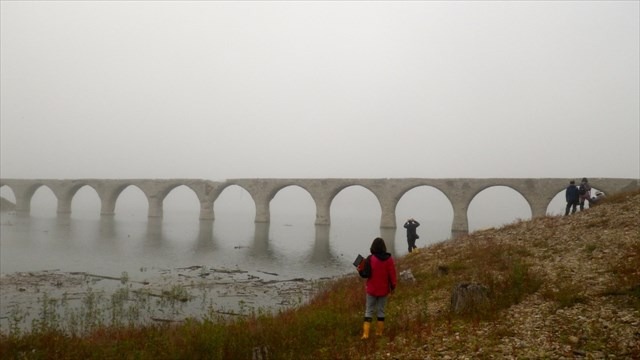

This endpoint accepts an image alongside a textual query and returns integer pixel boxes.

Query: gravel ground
[357,192,640,359]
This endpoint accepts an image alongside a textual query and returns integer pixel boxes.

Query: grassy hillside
[1,190,638,359]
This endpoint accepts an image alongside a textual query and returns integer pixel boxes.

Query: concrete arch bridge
[0,178,637,237]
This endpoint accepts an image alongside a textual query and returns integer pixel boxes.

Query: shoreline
[0,266,337,333]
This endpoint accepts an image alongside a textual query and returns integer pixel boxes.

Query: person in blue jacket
[565,180,580,215]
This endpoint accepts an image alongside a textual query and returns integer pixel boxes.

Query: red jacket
[366,252,397,297]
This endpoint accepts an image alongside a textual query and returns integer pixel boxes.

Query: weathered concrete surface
[1,178,638,237]
[0,197,16,212]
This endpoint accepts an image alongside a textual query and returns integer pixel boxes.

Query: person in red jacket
[358,237,397,339]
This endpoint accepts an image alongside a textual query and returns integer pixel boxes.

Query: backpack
[579,184,587,195]
[358,255,372,278]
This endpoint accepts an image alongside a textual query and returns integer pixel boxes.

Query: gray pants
[364,294,388,320]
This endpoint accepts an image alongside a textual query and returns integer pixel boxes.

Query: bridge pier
[451,204,470,238]
[14,195,31,215]
[56,197,72,215]
[530,198,551,218]
[309,225,331,262]
[379,197,397,228]
[379,227,396,253]
[314,197,331,225]
[96,182,121,217]
[5,182,35,215]
[57,212,71,225]
[254,199,270,223]
[148,197,163,218]
[199,205,214,221]
[100,209,116,217]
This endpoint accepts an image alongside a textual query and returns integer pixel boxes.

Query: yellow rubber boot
[361,322,371,339]
[375,321,384,336]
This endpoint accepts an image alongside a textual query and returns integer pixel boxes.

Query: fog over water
[1,183,577,277]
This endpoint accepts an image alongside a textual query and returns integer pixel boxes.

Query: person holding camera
[358,237,397,339]
[403,218,421,253]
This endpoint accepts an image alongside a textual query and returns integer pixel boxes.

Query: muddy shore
[0,265,337,333]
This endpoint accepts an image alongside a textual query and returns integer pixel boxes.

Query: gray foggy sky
[1,1,639,180]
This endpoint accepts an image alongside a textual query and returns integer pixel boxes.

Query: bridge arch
[330,185,382,249]
[98,182,136,217]
[468,185,532,232]
[162,185,201,221]
[259,182,316,224]
[56,181,95,215]
[395,185,454,243]
[213,184,256,223]
[269,186,317,254]
[270,185,316,224]
[1,181,44,214]
[330,184,382,223]
[112,184,148,219]
[141,181,209,219]
[0,184,17,206]
[29,184,58,218]
[395,185,454,219]
[467,181,537,216]
[70,184,101,219]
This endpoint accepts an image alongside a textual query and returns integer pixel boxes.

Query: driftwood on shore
[261,278,306,284]
[151,317,182,323]
[69,272,149,285]
[131,289,190,302]
[208,309,244,316]
[258,270,279,276]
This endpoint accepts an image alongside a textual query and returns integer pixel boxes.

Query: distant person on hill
[579,177,592,211]
[357,237,397,339]
[403,218,420,253]
[565,180,580,215]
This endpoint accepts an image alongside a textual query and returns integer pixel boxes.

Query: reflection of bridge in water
[1,178,638,237]
[70,216,353,265]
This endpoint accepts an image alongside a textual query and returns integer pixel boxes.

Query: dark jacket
[366,252,397,297]
[566,184,580,203]
[403,220,420,239]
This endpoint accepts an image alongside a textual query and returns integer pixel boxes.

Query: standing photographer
[403,218,421,253]
[358,237,397,339]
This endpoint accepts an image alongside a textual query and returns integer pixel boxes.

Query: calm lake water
[0,212,452,279]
